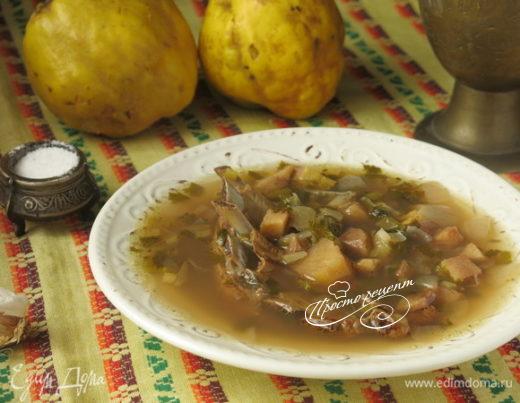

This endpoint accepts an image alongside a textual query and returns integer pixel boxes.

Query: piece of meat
[283,233,310,253]
[316,316,366,336]
[405,226,433,243]
[461,243,487,264]
[340,202,370,225]
[440,255,482,284]
[255,165,295,194]
[256,257,283,282]
[292,166,335,190]
[381,317,410,338]
[354,258,381,276]
[340,316,366,337]
[327,193,356,209]
[366,308,410,338]
[433,226,464,249]
[397,289,436,312]
[419,220,441,236]
[250,230,284,263]
[339,227,372,258]
[260,209,289,240]
[407,305,439,326]
[290,238,354,286]
[395,260,414,280]
[436,286,463,305]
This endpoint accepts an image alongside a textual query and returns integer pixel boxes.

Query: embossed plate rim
[89,127,520,379]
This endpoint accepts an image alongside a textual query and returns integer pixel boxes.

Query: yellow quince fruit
[199,0,345,120]
[23,0,198,137]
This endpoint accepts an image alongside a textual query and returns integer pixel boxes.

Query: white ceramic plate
[89,128,520,379]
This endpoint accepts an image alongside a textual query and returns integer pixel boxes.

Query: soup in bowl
[89,128,520,378]
[131,163,514,352]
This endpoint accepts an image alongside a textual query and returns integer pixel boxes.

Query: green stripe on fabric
[0,349,14,402]
[143,331,180,403]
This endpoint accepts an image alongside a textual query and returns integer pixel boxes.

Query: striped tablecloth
[0,0,519,402]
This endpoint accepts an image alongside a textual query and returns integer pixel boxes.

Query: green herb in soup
[132,164,514,348]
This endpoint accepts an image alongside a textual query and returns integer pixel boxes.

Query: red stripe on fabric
[359,379,397,403]
[367,25,388,40]
[0,214,61,400]
[270,118,297,128]
[395,2,426,35]
[349,7,369,22]
[498,338,520,382]
[330,110,356,127]
[347,54,417,134]
[68,218,141,400]
[269,375,313,403]
[341,0,448,109]
[11,0,178,400]
[0,16,53,141]
[385,106,415,124]
[505,172,520,184]
[434,366,480,403]
[198,83,242,137]
[343,48,416,137]
[399,60,424,75]
[420,80,448,100]
[383,43,405,56]
[181,351,228,403]
[99,141,138,182]
[156,119,187,152]
[191,0,207,17]
[435,375,479,403]
[413,21,426,35]
[2,5,141,397]
[325,97,361,128]
[396,2,417,18]
[361,386,385,403]
[0,13,63,400]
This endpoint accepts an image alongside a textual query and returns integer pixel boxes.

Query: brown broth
[131,165,519,353]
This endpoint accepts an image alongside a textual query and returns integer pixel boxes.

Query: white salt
[14,146,79,179]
